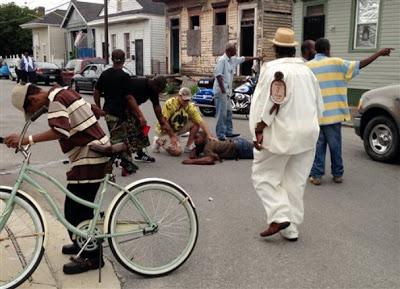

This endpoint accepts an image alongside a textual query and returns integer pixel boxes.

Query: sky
[0,0,103,12]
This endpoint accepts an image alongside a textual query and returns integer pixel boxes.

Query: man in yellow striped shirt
[307,38,393,185]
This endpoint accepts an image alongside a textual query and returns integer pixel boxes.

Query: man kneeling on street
[182,131,253,165]
[5,83,109,274]
[152,87,215,156]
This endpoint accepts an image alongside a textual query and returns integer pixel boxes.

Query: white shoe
[280,223,298,241]
[152,136,161,153]
[184,144,195,153]
[181,132,190,137]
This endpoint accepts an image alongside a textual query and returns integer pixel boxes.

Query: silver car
[353,85,400,162]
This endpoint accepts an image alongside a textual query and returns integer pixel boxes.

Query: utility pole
[104,0,109,64]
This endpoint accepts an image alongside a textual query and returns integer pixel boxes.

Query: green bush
[165,83,176,94]
[190,84,199,95]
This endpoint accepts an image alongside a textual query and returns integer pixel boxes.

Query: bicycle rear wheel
[108,180,198,276]
[0,189,45,289]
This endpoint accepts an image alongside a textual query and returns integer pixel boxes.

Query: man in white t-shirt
[249,28,324,242]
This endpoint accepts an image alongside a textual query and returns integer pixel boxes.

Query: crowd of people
[4,27,393,275]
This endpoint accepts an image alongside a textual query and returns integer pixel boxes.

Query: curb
[19,211,121,289]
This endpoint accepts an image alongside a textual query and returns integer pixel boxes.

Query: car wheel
[71,81,79,93]
[363,115,400,162]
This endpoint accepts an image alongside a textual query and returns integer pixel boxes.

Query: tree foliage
[0,3,39,56]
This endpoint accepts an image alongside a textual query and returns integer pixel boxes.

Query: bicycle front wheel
[108,180,198,276]
[0,189,46,289]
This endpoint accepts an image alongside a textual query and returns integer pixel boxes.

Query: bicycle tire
[107,180,198,276]
[0,189,46,289]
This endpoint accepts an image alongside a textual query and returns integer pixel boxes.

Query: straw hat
[269,28,298,47]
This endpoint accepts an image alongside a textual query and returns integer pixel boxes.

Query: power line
[46,1,70,13]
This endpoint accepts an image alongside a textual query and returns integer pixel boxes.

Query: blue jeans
[215,93,233,139]
[310,123,343,178]
[233,137,254,159]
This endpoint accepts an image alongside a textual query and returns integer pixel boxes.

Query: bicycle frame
[0,154,158,243]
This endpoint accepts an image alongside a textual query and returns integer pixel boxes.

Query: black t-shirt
[130,77,160,107]
[95,67,131,119]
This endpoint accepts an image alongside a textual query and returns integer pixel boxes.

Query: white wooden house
[88,0,166,75]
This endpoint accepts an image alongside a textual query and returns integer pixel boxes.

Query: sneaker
[226,133,240,138]
[184,144,195,153]
[120,160,138,176]
[62,244,80,255]
[151,136,161,153]
[63,256,104,275]
[333,176,343,183]
[309,176,322,186]
[181,132,190,137]
[121,167,135,177]
[135,151,156,162]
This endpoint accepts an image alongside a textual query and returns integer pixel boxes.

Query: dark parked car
[353,85,400,162]
[61,58,106,86]
[72,64,134,93]
[35,62,62,85]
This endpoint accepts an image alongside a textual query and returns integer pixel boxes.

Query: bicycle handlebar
[30,106,48,122]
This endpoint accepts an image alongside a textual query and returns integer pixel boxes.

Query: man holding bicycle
[4,83,109,274]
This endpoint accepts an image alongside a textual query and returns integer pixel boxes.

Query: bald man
[301,40,316,62]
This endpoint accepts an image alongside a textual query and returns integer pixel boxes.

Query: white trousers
[251,148,315,230]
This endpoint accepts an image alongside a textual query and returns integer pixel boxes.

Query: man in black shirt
[94,49,146,176]
[130,76,176,162]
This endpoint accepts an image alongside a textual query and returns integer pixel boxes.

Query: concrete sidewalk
[19,212,121,289]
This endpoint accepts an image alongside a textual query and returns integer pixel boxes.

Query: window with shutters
[187,14,201,56]
[213,9,228,56]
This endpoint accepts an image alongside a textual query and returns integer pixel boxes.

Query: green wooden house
[292,0,400,105]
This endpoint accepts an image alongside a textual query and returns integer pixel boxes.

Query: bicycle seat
[89,143,127,157]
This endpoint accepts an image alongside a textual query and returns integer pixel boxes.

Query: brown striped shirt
[47,87,110,183]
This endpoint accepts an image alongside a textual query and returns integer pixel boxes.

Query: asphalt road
[0,79,399,289]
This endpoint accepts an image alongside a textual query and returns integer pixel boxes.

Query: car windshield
[104,65,134,76]
[37,62,59,69]
[65,60,77,71]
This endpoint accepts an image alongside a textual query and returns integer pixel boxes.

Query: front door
[303,4,325,41]
[135,39,143,76]
[240,9,255,75]
[170,18,180,74]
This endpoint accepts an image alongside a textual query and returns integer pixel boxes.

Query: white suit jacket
[249,57,324,155]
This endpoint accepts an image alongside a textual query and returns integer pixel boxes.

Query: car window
[36,62,59,69]
[104,65,134,76]
[65,60,77,71]
[82,65,98,77]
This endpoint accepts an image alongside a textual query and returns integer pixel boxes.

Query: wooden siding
[95,21,152,75]
[32,27,48,62]
[293,0,400,90]
[150,15,167,74]
[49,26,67,65]
[99,0,142,16]
[163,0,292,76]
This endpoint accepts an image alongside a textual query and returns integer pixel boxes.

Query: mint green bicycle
[0,109,199,289]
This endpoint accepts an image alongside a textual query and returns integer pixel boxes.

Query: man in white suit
[250,28,324,241]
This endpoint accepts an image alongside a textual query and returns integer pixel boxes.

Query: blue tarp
[77,48,95,58]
